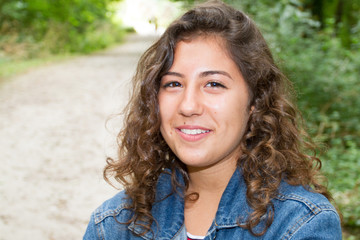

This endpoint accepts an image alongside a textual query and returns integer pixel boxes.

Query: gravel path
[0,34,157,240]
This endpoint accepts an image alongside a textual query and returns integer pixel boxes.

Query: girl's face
[158,36,251,172]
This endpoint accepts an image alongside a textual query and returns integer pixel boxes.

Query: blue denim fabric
[83,169,342,239]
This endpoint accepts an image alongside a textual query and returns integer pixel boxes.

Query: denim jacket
[83,169,342,239]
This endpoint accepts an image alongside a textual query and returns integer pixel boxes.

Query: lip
[175,125,212,142]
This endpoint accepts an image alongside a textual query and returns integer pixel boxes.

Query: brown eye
[205,81,226,88]
[163,81,182,88]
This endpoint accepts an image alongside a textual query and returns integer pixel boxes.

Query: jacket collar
[129,168,186,240]
[130,168,252,239]
[214,168,252,227]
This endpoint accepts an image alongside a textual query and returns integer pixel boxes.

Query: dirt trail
[0,34,157,240]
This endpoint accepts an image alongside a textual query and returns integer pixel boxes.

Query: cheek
[207,97,226,114]
[158,95,167,123]
[221,101,250,130]
[159,106,172,137]
[208,96,245,121]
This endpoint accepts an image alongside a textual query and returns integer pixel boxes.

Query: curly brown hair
[104,0,333,237]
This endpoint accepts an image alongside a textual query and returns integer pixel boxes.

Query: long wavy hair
[104,0,333,237]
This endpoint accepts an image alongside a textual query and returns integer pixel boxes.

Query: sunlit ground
[112,0,184,35]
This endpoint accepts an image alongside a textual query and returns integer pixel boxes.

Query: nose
[178,86,203,117]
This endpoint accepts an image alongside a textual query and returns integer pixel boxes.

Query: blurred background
[0,0,359,239]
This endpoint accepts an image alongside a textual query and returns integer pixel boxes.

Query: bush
[0,0,125,59]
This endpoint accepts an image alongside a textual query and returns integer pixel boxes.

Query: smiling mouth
[179,129,210,135]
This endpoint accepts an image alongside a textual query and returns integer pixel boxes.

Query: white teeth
[180,129,210,135]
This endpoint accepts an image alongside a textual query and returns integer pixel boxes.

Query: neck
[183,157,238,236]
[186,158,237,195]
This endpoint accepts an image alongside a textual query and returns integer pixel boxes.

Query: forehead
[170,35,237,73]
[175,34,228,54]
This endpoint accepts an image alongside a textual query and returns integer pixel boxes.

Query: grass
[0,54,76,83]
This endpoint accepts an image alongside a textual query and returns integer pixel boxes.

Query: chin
[180,159,214,169]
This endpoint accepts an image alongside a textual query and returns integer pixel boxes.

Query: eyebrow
[200,70,233,80]
[163,72,184,78]
[163,70,233,80]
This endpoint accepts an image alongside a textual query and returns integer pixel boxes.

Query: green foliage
[0,0,125,61]
[324,142,360,227]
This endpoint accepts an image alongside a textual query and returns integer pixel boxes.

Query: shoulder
[92,190,133,224]
[83,191,140,240]
[275,182,335,213]
[269,182,342,239]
